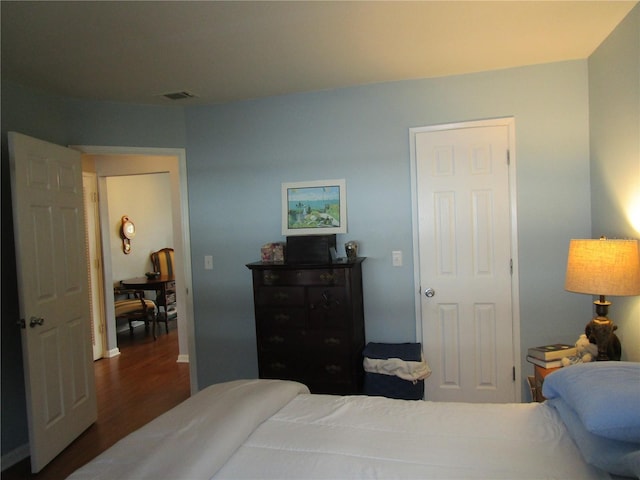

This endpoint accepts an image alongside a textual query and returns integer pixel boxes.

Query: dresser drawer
[255,307,305,328]
[257,270,302,286]
[306,352,352,382]
[256,286,305,306]
[257,269,346,286]
[296,269,346,286]
[257,326,306,351]
[305,330,350,351]
[258,351,303,380]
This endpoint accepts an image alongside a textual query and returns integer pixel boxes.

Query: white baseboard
[105,347,121,358]
[1,443,29,471]
[176,354,189,363]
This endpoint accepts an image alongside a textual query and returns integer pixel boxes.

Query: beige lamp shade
[565,239,640,296]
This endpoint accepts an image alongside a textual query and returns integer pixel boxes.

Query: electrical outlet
[392,250,402,267]
[204,255,213,270]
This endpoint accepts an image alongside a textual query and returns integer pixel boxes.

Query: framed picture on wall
[282,179,347,235]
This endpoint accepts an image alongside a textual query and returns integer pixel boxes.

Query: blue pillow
[542,362,640,442]
[548,397,640,477]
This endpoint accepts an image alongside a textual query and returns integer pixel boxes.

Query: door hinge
[510,258,513,275]
[513,366,516,382]
[507,149,510,165]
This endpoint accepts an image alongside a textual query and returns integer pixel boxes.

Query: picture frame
[282,179,347,235]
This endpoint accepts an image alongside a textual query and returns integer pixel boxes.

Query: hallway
[3,325,190,479]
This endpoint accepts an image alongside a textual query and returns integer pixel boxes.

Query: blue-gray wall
[589,4,640,360]
[185,60,592,391]
[2,7,637,459]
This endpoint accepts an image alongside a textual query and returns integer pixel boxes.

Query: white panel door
[9,132,97,472]
[414,123,515,403]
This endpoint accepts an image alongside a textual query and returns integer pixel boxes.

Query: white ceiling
[1,1,636,106]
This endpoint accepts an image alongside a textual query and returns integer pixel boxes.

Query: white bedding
[69,379,609,480]
[68,380,308,480]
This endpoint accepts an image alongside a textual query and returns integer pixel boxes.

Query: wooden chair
[150,248,177,333]
[114,287,156,336]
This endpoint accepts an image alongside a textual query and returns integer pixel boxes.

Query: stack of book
[526,343,576,368]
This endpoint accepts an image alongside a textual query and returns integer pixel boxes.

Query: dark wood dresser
[246,258,366,395]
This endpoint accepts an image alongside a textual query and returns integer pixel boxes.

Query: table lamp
[565,237,640,361]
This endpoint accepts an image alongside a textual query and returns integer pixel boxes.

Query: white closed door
[413,122,516,403]
[9,132,97,472]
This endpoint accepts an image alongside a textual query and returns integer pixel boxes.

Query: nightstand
[530,364,561,402]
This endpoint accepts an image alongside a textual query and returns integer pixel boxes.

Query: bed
[68,362,639,479]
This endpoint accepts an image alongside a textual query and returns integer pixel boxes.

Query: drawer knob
[325,364,343,375]
[273,313,290,323]
[324,337,341,346]
[269,362,287,371]
[320,272,336,283]
[273,291,289,301]
[263,273,279,283]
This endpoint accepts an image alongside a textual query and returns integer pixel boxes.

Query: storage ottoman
[362,342,426,400]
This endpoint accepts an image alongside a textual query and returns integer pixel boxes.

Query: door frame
[73,145,198,394]
[409,117,522,401]
[82,172,107,360]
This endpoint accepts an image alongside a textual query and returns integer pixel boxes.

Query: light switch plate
[204,255,213,270]
[392,250,402,267]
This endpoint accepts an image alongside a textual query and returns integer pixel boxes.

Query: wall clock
[120,215,136,254]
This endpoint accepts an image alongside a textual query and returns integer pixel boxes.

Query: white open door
[412,120,518,403]
[9,132,97,472]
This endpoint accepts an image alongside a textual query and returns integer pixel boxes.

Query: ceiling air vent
[162,91,197,100]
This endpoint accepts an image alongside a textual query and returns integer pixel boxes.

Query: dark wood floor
[2,323,190,480]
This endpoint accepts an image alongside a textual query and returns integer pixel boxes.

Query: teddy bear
[584,317,622,361]
[561,334,598,366]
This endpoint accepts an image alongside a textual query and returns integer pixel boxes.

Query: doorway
[410,118,521,403]
[77,146,197,394]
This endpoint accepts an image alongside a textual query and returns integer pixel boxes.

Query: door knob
[424,288,435,298]
[29,317,45,328]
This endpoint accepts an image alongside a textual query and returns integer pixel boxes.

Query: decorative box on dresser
[246,258,366,395]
